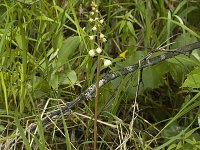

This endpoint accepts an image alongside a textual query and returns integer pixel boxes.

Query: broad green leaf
[28,76,50,99]
[58,70,78,86]
[0,124,4,132]
[50,70,58,90]
[58,36,80,64]
[119,20,126,34]
[192,49,200,62]
[52,32,63,50]
[171,33,197,49]
[127,21,136,37]
[182,73,200,88]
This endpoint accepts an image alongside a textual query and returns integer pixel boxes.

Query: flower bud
[96,47,102,54]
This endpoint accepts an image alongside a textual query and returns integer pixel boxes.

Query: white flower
[92,26,97,31]
[104,59,112,67]
[100,19,104,24]
[91,1,97,8]
[95,17,99,21]
[89,35,94,40]
[100,33,104,39]
[92,7,96,10]
[90,11,95,16]
[89,18,93,22]
[95,9,99,13]
[96,47,102,54]
[89,49,95,57]
[101,38,107,43]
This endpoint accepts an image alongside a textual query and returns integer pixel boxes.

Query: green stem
[94,53,100,150]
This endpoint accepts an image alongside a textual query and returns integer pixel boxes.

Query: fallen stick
[30,41,200,132]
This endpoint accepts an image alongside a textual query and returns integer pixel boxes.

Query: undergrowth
[0,0,200,149]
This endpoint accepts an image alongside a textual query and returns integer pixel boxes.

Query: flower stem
[94,53,100,150]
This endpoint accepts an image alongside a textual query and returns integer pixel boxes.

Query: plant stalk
[94,53,100,150]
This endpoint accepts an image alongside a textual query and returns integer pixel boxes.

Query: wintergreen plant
[87,1,112,149]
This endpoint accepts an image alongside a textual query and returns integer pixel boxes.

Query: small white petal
[95,17,99,21]
[91,1,98,8]
[91,1,95,5]
[102,38,107,43]
[100,33,104,39]
[96,47,102,54]
[100,19,104,24]
[89,49,95,57]
[90,11,95,15]
[104,59,112,67]
[92,26,97,31]
[89,35,94,40]
[89,18,93,22]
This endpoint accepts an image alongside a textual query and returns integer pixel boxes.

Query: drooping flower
[89,49,95,57]
[95,17,99,21]
[101,38,107,43]
[100,33,104,39]
[89,35,95,40]
[96,47,102,54]
[91,1,97,8]
[90,11,95,16]
[89,18,94,22]
[92,26,97,31]
[104,59,112,67]
[100,19,104,24]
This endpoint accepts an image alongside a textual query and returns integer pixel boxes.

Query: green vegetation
[0,0,200,149]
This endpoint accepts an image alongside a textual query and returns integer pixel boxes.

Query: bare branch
[30,41,200,132]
